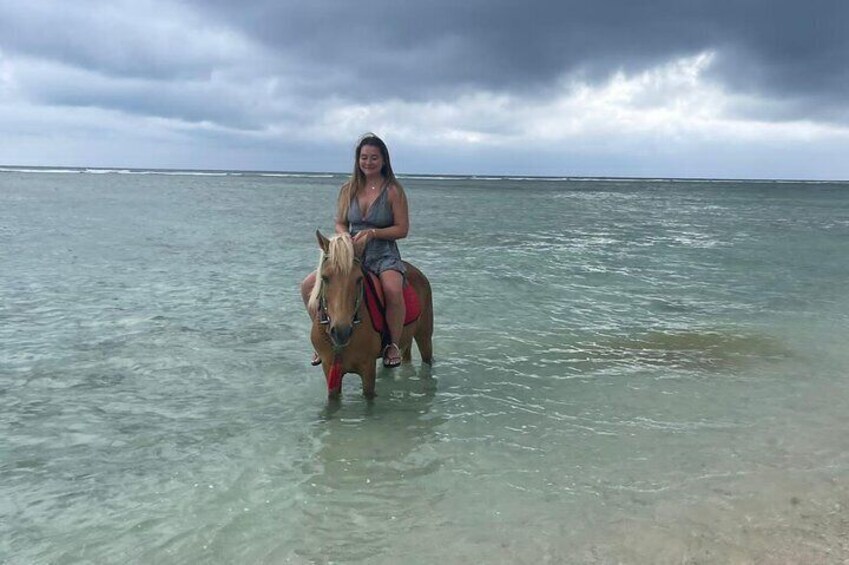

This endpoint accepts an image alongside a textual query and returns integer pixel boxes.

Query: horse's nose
[330,324,353,346]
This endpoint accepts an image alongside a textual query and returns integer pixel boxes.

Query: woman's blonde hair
[336,133,406,224]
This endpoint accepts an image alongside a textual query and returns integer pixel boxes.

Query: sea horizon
[2,163,847,184]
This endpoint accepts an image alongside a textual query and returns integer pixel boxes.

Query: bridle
[317,255,364,346]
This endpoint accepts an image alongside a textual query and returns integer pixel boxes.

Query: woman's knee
[301,272,316,293]
[385,286,404,308]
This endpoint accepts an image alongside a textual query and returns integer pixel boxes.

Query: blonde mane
[307,234,356,312]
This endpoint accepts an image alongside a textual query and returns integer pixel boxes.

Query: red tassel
[327,357,343,391]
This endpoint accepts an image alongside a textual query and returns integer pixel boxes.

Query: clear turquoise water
[2,169,848,563]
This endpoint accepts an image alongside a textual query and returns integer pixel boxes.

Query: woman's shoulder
[386,182,405,199]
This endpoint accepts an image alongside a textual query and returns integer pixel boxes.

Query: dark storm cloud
[2,0,847,128]
[188,0,849,113]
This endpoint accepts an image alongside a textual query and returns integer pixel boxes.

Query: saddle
[362,269,422,346]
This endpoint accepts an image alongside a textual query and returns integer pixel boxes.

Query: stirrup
[382,343,401,368]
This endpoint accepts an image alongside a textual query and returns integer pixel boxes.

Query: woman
[301,133,410,368]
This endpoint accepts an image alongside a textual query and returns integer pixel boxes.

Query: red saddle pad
[364,272,421,334]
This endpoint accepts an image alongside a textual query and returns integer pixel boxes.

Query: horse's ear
[316,230,330,254]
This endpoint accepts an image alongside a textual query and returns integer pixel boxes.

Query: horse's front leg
[360,362,377,400]
[327,379,343,400]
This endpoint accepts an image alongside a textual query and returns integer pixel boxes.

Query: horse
[308,230,433,399]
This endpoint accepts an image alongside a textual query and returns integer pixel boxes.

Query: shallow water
[2,169,849,563]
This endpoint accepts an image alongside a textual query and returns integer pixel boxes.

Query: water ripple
[3,173,849,563]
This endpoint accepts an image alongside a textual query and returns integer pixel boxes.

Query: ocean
[2,167,848,563]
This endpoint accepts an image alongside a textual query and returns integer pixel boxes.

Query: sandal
[311,352,321,366]
[382,343,402,368]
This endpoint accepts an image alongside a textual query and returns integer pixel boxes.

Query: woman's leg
[300,271,317,316]
[301,272,321,365]
[379,269,405,366]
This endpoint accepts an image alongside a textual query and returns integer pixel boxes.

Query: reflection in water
[291,366,443,562]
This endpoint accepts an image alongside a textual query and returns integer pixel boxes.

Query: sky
[1,0,848,179]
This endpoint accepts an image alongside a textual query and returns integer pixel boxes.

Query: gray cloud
[3,0,847,123]
[0,2,236,80]
[185,0,849,114]
[1,0,848,177]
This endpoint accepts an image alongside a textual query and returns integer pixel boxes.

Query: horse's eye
[321,275,329,283]
[356,276,363,284]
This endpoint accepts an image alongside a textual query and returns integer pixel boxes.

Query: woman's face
[358,145,384,177]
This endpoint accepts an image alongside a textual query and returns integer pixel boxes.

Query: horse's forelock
[325,234,355,276]
[308,234,356,312]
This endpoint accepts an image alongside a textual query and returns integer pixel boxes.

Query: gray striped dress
[347,184,406,276]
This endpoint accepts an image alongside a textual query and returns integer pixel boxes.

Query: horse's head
[309,230,366,349]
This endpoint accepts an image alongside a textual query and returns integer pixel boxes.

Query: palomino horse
[308,231,433,399]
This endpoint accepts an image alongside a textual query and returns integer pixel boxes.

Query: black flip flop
[382,344,401,368]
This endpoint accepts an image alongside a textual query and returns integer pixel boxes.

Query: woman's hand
[352,229,375,245]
